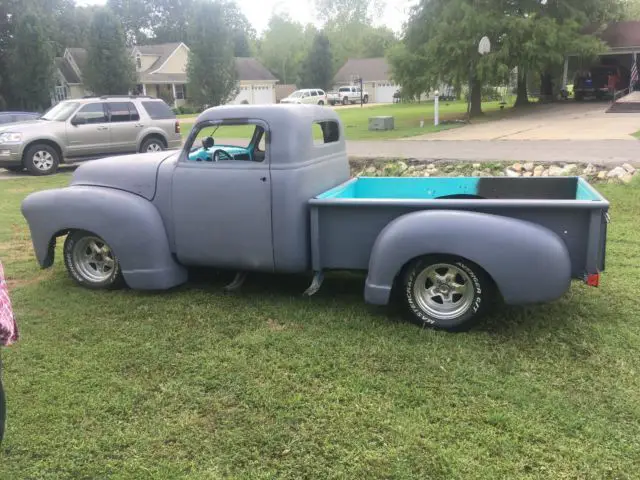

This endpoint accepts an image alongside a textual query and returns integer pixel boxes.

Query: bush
[172,105,201,115]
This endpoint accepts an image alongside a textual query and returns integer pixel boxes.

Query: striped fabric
[631,60,638,89]
[0,261,17,346]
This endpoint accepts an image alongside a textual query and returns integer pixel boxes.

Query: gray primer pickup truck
[21,105,609,331]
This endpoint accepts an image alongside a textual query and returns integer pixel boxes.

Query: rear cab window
[141,101,175,120]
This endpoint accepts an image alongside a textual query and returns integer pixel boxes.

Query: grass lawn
[1,175,640,478]
[179,101,512,142]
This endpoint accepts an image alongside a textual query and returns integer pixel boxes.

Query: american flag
[631,59,638,89]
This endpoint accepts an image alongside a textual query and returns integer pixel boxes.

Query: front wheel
[363,95,369,104]
[342,97,349,105]
[318,100,324,105]
[403,255,493,331]
[63,230,124,289]
[24,144,60,176]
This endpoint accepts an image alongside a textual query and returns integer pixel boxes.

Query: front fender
[21,186,187,290]
[365,210,571,306]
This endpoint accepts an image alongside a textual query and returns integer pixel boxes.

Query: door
[375,83,398,103]
[171,122,274,270]
[65,102,112,158]
[106,101,141,153]
[253,85,274,104]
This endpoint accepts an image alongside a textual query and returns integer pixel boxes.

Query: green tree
[299,31,333,90]
[84,9,136,95]
[186,0,237,107]
[107,0,152,45]
[10,12,54,110]
[258,14,308,83]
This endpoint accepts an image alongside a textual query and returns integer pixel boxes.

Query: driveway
[410,102,640,141]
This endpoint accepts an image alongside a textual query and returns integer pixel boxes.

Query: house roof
[55,44,277,85]
[333,58,391,84]
[235,57,277,81]
[133,42,183,72]
[55,57,81,84]
[584,21,640,49]
[66,47,88,73]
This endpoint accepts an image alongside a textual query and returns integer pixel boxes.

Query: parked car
[327,86,369,105]
[0,96,181,175]
[0,111,41,125]
[279,89,328,105]
[21,104,609,332]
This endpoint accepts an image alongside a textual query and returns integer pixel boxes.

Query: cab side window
[185,123,268,164]
[74,103,107,124]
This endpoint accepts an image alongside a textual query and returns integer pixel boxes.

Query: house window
[53,84,69,104]
[136,54,142,70]
[175,84,185,100]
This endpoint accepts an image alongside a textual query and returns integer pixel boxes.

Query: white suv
[279,89,328,105]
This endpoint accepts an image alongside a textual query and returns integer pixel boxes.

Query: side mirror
[71,116,86,126]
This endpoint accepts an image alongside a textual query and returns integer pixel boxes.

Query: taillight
[175,120,180,134]
[586,273,600,287]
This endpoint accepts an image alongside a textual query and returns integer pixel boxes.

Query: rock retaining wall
[349,159,638,184]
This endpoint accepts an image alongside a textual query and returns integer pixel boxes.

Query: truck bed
[309,176,609,279]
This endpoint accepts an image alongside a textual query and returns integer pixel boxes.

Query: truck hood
[70,151,178,200]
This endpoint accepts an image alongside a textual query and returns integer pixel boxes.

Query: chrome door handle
[97,126,108,131]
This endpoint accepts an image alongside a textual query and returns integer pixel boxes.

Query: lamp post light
[467,35,492,121]
[434,90,440,126]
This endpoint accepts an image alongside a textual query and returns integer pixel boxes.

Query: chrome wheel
[71,236,117,283]
[146,142,162,152]
[32,150,54,171]
[412,263,474,320]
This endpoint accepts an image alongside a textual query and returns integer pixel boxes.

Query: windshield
[41,101,80,121]
[289,91,303,98]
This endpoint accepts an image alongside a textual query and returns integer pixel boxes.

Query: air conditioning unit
[368,116,394,131]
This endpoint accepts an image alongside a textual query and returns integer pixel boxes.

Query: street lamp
[434,90,440,126]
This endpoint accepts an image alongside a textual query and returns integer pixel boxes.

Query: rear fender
[364,210,571,306]
[21,186,187,290]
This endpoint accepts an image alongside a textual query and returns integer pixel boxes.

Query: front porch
[136,83,187,107]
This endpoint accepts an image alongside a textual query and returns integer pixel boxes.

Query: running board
[303,271,324,297]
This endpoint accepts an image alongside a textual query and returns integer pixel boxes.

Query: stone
[430,169,440,175]
[622,174,634,184]
[427,163,436,170]
[607,166,628,179]
[548,165,564,176]
[472,170,483,177]
[511,162,523,172]
[533,165,545,174]
[562,164,578,176]
[422,172,431,177]
[397,161,408,171]
[583,163,597,175]
[522,172,533,177]
[533,170,542,177]
[365,166,376,175]
[456,164,466,170]
[622,163,637,174]
[472,163,481,169]
[505,169,520,177]
[597,171,607,180]
[542,169,550,177]
[523,162,535,172]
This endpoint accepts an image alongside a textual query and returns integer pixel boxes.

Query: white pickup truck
[327,86,369,105]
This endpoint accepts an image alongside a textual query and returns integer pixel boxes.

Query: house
[332,58,399,103]
[52,43,278,107]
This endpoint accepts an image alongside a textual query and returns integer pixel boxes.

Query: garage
[252,85,274,104]
[374,82,398,103]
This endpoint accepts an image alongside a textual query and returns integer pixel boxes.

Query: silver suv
[0,96,182,175]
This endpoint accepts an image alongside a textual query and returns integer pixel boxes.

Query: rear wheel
[363,95,369,104]
[342,96,349,105]
[24,144,60,176]
[318,100,324,105]
[403,255,493,331]
[63,230,124,290]
[140,137,165,153]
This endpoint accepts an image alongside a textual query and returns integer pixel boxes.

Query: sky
[75,0,415,34]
